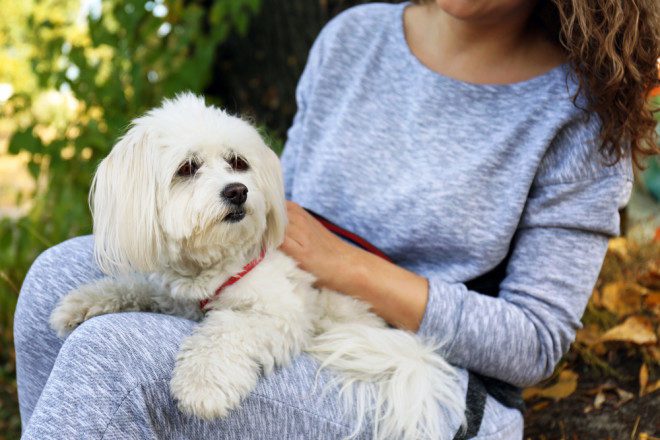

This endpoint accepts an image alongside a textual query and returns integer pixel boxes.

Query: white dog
[50,94,465,440]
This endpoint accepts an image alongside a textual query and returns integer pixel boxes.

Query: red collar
[199,250,266,311]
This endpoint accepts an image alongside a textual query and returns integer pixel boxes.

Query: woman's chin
[432,0,534,23]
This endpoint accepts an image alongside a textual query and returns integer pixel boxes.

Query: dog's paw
[49,286,106,337]
[170,369,236,420]
[170,344,260,420]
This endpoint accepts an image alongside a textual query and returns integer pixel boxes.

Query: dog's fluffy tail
[308,324,466,440]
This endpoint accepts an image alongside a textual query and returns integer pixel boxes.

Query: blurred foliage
[0,325,18,438]
[640,95,660,199]
[0,4,260,434]
[0,0,260,323]
[0,1,38,94]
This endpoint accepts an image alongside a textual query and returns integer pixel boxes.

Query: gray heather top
[281,2,632,387]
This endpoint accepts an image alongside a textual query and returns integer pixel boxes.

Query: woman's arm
[281,201,429,331]
[281,168,632,387]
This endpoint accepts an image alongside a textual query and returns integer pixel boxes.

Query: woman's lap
[24,313,357,439]
[14,236,523,439]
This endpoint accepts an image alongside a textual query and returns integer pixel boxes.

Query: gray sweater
[281,2,632,387]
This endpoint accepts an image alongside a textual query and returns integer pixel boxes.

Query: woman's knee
[15,236,102,349]
[16,236,100,315]
[56,312,195,385]
[22,313,194,440]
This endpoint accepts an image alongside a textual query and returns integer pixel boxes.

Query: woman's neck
[404,2,566,85]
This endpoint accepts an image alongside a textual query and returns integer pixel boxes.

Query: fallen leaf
[585,382,616,396]
[575,323,607,355]
[522,370,578,401]
[645,345,660,362]
[591,288,603,308]
[642,292,660,317]
[614,387,634,407]
[593,390,606,409]
[599,315,657,345]
[575,324,603,346]
[607,237,630,261]
[585,383,636,410]
[639,363,649,396]
[600,282,648,316]
[530,401,550,412]
[638,260,660,290]
[645,380,660,395]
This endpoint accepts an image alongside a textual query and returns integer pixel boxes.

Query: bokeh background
[0,1,658,439]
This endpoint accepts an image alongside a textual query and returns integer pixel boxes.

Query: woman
[15,0,659,438]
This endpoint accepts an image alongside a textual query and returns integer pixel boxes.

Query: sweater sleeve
[417,116,634,387]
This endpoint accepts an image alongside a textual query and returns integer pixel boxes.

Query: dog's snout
[222,183,248,205]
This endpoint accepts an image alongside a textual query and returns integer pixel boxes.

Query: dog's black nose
[222,183,248,205]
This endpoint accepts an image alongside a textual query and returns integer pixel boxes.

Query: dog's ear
[90,123,162,275]
[256,146,287,251]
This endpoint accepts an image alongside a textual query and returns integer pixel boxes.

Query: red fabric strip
[199,249,266,310]
[305,209,392,262]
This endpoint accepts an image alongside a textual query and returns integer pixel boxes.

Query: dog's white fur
[50,94,465,439]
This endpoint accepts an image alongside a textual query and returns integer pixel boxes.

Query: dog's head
[91,93,286,275]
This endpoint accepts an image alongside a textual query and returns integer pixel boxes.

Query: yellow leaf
[530,401,550,412]
[599,315,657,345]
[600,282,644,316]
[590,288,603,308]
[522,370,578,401]
[643,292,660,317]
[607,237,630,261]
[645,380,660,395]
[575,324,602,346]
[640,363,649,396]
[646,345,660,362]
[638,260,660,290]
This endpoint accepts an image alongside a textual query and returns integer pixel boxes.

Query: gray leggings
[14,236,524,439]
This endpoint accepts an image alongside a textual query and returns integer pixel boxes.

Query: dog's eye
[228,156,249,172]
[177,160,200,177]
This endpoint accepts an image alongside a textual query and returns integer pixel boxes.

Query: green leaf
[7,128,42,154]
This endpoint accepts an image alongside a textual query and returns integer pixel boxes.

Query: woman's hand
[279,201,429,331]
[279,201,356,291]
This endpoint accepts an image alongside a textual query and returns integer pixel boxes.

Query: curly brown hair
[413,0,660,165]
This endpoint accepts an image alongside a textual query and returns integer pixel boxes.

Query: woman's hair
[413,0,660,165]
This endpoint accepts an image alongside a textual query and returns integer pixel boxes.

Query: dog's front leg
[170,308,309,420]
[50,274,200,337]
